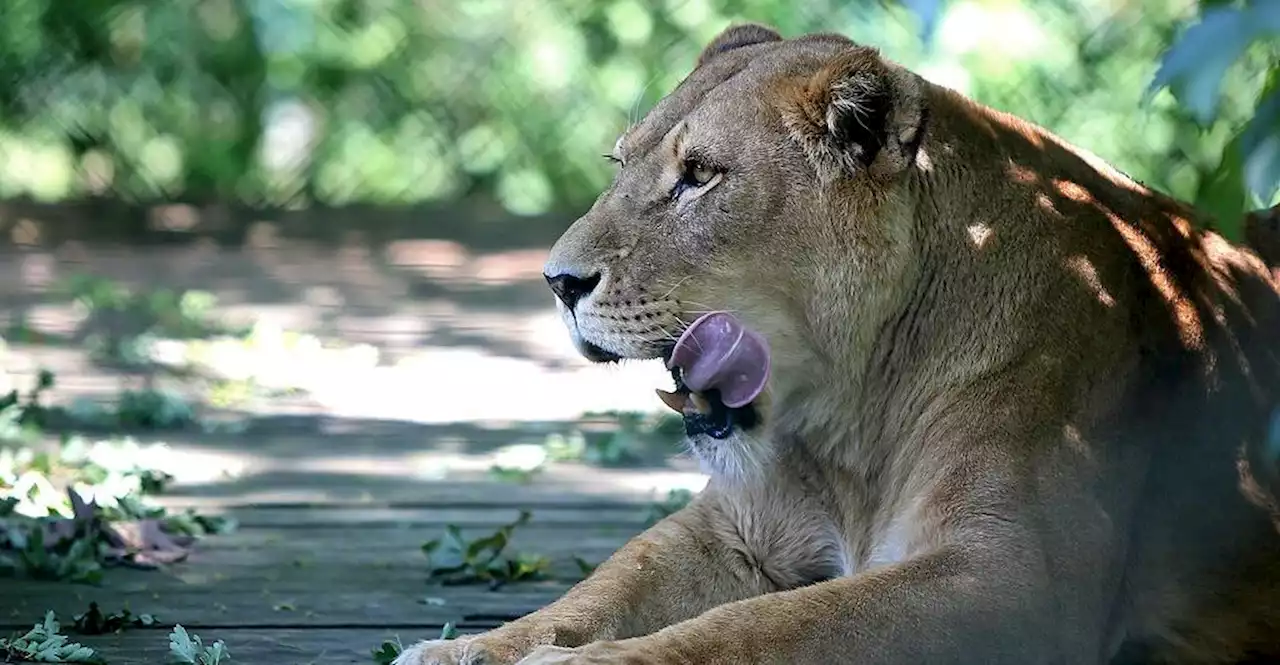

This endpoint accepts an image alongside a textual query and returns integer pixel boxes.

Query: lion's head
[542,25,933,469]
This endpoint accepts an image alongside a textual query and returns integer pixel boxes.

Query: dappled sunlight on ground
[1,236,679,423]
[120,421,707,509]
[323,344,671,423]
[0,233,707,562]
[5,306,673,423]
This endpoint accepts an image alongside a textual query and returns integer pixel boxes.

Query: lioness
[397,25,1280,664]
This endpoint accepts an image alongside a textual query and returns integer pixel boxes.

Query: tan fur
[396,25,1280,665]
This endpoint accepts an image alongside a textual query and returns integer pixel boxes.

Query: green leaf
[420,510,548,587]
[572,556,598,578]
[199,640,229,665]
[371,639,402,665]
[1196,132,1249,239]
[1242,74,1280,204]
[0,611,104,663]
[72,602,158,635]
[35,369,55,391]
[169,624,201,663]
[1148,5,1280,124]
[464,531,507,562]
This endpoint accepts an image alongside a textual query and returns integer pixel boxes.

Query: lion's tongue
[667,311,770,409]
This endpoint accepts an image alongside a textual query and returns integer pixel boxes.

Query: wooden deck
[0,227,704,663]
[0,441,698,663]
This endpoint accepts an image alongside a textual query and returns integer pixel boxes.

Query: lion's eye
[687,160,716,186]
[673,158,719,199]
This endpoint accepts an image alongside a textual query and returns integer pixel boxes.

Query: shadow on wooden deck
[0,206,701,664]
[0,414,705,664]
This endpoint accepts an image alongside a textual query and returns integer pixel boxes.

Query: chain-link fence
[0,0,1270,221]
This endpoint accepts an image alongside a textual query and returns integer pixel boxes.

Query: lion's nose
[544,271,601,310]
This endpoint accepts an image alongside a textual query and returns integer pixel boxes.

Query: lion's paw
[514,642,660,665]
[392,634,539,665]
[512,645,579,665]
[390,637,478,665]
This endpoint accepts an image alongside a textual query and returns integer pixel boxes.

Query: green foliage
[371,625,456,665]
[58,274,248,372]
[0,0,1273,219]
[0,523,104,584]
[0,612,104,664]
[0,369,54,445]
[1146,0,1280,232]
[905,0,1278,236]
[168,625,230,665]
[486,465,543,484]
[421,511,550,590]
[2,612,226,664]
[645,488,695,527]
[3,370,196,437]
[43,274,358,417]
[370,639,402,665]
[2,424,235,584]
[572,555,599,579]
[112,389,196,430]
[72,602,160,636]
[544,411,684,468]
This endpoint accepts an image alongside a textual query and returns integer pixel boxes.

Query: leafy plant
[161,511,237,539]
[2,434,235,583]
[1146,1,1280,214]
[486,465,542,484]
[114,389,196,430]
[645,489,695,527]
[542,430,588,463]
[0,611,103,663]
[372,625,457,665]
[168,625,230,665]
[371,638,402,665]
[0,524,104,584]
[0,369,55,444]
[72,602,159,635]
[543,411,685,468]
[421,511,550,590]
[60,274,245,344]
[572,555,599,579]
[488,443,548,484]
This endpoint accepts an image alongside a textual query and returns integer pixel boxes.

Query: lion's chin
[571,332,762,438]
[569,328,673,365]
[576,338,624,363]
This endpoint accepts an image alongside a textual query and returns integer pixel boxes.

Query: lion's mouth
[579,338,623,363]
[575,313,766,439]
[657,365,759,439]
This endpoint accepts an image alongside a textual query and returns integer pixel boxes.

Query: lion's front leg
[393,490,776,665]
[515,541,1100,665]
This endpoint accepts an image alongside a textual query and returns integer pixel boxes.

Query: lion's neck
[764,273,905,459]
[766,226,1002,473]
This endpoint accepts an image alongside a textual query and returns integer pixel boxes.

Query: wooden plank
[1,582,561,630]
[147,466,704,509]
[43,626,486,665]
[181,537,633,571]
[172,505,655,529]
[213,528,641,551]
[0,520,638,629]
[191,523,643,551]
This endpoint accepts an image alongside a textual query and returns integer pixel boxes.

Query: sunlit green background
[0,0,1276,231]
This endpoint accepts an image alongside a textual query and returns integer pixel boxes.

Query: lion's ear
[697,23,782,67]
[779,47,927,177]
